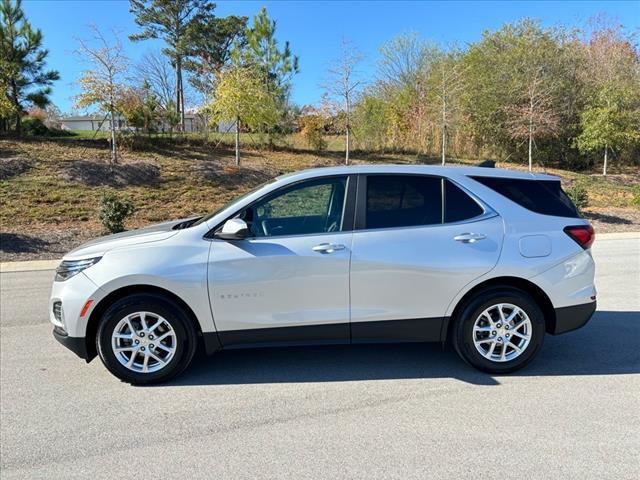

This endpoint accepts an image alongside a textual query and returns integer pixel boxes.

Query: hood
[63,217,197,260]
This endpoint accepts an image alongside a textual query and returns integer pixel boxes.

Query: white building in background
[59,113,207,133]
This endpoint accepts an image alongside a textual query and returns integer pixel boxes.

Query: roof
[276,164,559,182]
[62,116,106,121]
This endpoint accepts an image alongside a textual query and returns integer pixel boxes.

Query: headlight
[55,257,101,282]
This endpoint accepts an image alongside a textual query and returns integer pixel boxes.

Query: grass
[1,133,638,236]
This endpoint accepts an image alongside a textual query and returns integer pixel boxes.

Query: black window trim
[354,173,496,232]
[204,174,357,240]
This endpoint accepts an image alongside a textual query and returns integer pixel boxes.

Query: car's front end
[50,259,104,360]
[49,217,207,361]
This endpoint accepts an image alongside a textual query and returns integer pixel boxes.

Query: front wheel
[96,293,197,384]
[453,288,545,374]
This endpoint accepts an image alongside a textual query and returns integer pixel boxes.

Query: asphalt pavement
[1,237,639,479]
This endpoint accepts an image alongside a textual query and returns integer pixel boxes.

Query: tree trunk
[175,56,184,132]
[441,80,446,165]
[109,108,118,168]
[235,117,240,166]
[528,120,533,172]
[603,144,608,176]
[441,106,446,166]
[345,126,350,165]
[345,97,351,165]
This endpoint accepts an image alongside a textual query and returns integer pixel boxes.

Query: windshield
[192,180,276,227]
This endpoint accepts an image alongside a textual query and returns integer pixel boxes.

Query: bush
[21,117,49,136]
[98,191,135,233]
[300,115,327,151]
[566,183,589,212]
[631,185,640,208]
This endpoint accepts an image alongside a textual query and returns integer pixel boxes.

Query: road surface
[1,237,639,479]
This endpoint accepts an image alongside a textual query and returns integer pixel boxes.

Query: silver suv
[50,165,596,384]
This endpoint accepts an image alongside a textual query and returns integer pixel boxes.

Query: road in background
[1,237,639,479]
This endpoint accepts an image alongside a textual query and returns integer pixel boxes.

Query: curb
[0,259,60,273]
[1,231,638,274]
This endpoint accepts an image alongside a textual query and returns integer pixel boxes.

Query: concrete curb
[0,259,60,273]
[1,231,638,274]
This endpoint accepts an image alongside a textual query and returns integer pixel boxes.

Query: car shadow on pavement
[166,310,640,387]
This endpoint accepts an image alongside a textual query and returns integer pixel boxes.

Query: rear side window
[445,180,484,223]
[470,176,580,218]
[366,175,442,229]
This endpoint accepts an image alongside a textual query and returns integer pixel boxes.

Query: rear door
[349,174,504,342]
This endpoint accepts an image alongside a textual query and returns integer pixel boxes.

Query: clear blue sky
[22,0,640,113]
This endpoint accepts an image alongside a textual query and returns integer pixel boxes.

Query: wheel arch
[443,276,557,343]
[84,284,206,362]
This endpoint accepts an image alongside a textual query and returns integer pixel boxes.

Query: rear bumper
[53,327,90,361]
[551,301,596,335]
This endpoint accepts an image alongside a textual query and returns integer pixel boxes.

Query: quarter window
[244,177,347,237]
[470,176,580,218]
[444,180,484,223]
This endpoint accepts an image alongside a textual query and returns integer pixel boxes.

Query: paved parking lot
[1,237,639,479]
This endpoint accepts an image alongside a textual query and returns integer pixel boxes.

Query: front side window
[243,177,347,237]
[365,175,442,229]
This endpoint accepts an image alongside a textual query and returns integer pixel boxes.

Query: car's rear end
[467,172,597,334]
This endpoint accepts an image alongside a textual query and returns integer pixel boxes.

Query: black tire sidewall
[96,294,197,384]
[454,288,545,374]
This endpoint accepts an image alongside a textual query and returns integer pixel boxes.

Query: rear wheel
[453,288,545,374]
[96,293,197,384]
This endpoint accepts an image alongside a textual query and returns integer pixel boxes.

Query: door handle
[312,243,346,254]
[454,232,487,243]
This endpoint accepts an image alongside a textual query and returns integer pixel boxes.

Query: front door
[208,175,354,347]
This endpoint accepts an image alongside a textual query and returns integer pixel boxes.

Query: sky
[21,0,640,114]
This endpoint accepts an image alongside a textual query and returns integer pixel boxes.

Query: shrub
[566,183,589,212]
[98,191,135,233]
[300,115,327,151]
[631,185,640,208]
[22,117,49,136]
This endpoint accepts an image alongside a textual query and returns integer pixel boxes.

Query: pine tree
[129,0,216,131]
[0,0,59,133]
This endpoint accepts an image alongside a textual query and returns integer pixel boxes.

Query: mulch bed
[0,228,99,262]
[59,159,161,187]
[0,157,33,180]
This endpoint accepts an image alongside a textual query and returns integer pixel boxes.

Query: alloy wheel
[111,311,177,373]
[472,303,532,363]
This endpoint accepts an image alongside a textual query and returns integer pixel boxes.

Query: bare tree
[136,50,175,110]
[504,68,560,171]
[323,38,364,165]
[427,50,466,165]
[75,25,129,166]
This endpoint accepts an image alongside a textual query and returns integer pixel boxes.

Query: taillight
[564,225,595,249]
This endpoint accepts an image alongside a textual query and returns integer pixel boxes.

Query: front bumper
[551,301,596,335]
[53,327,90,361]
[49,271,101,338]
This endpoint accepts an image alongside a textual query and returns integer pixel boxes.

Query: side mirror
[214,218,249,240]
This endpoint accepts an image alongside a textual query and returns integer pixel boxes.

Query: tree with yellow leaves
[210,65,278,165]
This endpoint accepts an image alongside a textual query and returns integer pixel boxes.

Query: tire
[452,287,545,374]
[96,293,198,384]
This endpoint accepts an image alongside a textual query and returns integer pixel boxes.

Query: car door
[350,174,503,343]
[208,175,355,347]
